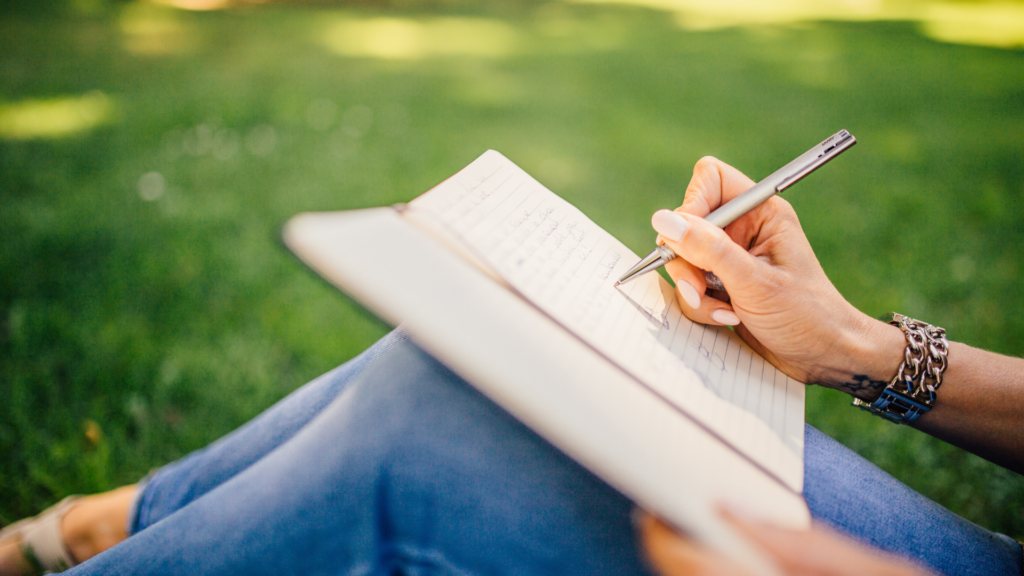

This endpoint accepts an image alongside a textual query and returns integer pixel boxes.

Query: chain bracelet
[894,315,949,402]
[853,313,949,424]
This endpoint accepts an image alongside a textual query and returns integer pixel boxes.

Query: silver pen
[615,129,857,289]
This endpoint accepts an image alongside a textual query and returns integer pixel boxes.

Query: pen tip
[613,280,622,288]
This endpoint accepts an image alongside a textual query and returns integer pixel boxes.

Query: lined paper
[409,150,804,490]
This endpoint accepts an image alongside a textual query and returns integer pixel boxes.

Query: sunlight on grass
[564,0,1024,48]
[922,3,1024,49]
[322,16,520,60]
[318,10,630,61]
[120,3,194,55]
[0,92,114,140]
[145,0,230,10]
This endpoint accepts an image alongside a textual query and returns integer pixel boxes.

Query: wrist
[818,311,905,401]
[853,317,906,399]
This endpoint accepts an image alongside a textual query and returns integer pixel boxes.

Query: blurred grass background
[2,0,1022,541]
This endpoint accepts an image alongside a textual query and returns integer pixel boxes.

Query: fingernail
[651,209,689,242]
[710,309,740,326]
[676,280,701,309]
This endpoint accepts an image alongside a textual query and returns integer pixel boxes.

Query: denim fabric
[803,426,1022,575]
[128,329,412,535]
[69,333,1021,576]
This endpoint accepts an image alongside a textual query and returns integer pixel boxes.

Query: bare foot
[61,485,136,564]
[0,485,135,575]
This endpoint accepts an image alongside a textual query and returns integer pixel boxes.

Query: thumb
[652,209,761,293]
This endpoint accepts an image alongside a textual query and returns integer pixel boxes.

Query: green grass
[1,2,1022,541]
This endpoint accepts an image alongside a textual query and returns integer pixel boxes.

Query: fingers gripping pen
[614,129,857,290]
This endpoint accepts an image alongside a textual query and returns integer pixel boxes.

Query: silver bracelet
[853,313,949,424]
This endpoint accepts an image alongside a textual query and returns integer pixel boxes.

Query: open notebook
[284,150,808,575]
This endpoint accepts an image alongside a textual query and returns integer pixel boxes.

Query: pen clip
[776,130,856,192]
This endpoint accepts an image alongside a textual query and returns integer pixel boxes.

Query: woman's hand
[651,157,903,399]
[638,511,934,576]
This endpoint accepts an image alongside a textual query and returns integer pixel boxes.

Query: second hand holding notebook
[284,151,811,576]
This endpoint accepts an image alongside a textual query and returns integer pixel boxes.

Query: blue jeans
[67,331,1022,576]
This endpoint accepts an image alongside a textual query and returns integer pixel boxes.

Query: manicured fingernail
[651,209,689,242]
[676,280,701,309]
[710,309,740,326]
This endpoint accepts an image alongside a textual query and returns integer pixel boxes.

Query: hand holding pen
[618,130,856,330]
[616,130,855,295]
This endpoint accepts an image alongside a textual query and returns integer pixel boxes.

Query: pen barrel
[704,180,778,228]
[703,129,855,229]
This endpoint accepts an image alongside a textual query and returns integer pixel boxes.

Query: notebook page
[409,150,805,491]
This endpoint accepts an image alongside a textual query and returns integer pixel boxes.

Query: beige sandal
[0,497,80,574]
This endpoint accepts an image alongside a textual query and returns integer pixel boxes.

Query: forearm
[820,318,1024,474]
[911,342,1024,474]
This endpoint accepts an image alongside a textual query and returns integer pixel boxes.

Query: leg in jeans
[131,329,411,532]
[804,426,1022,576]
[73,337,1022,575]
[68,338,650,575]
[0,332,413,576]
